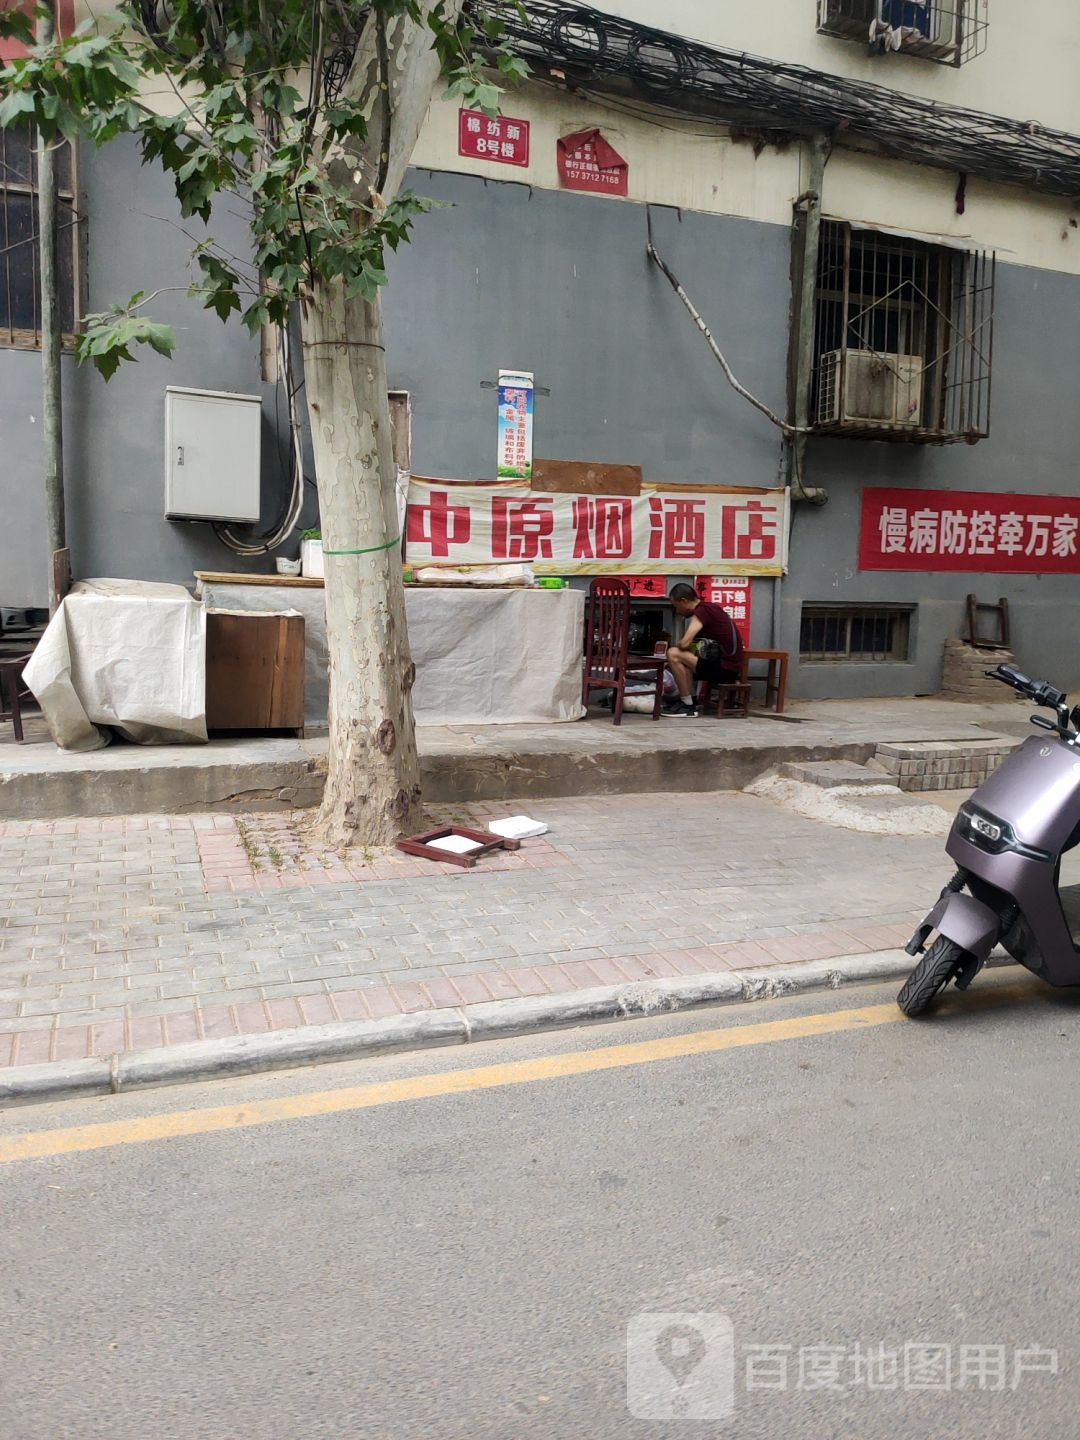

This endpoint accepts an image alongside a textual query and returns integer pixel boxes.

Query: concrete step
[778,760,899,791]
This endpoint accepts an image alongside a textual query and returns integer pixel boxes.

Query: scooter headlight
[968,813,1002,843]
[958,805,1051,861]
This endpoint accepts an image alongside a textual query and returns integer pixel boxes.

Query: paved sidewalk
[0,791,951,1073]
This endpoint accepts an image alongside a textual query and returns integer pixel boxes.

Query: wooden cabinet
[205,610,305,733]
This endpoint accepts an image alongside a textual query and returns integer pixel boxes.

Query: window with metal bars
[811,220,994,444]
[816,0,989,67]
[0,126,78,349]
[800,604,914,662]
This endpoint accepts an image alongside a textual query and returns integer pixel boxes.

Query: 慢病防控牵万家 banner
[860,487,1080,573]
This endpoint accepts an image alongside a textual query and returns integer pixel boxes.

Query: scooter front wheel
[896,936,969,1017]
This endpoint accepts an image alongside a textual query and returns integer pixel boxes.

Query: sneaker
[664,699,698,718]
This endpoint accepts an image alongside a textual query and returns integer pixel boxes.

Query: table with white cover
[194,574,586,727]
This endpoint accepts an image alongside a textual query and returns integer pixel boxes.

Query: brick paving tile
[13,1030,53,1066]
[329,989,371,1022]
[264,998,304,1031]
[0,793,959,1069]
[51,1026,91,1062]
[448,974,494,1005]
[363,986,404,1020]
[390,982,436,1014]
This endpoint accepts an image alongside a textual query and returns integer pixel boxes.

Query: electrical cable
[213,325,307,555]
[480,2,1079,200]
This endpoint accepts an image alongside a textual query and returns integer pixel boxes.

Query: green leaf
[145,323,176,358]
[475,82,501,116]
[0,8,36,46]
[0,91,37,128]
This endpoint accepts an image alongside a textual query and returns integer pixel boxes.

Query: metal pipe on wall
[36,0,67,614]
[787,132,832,510]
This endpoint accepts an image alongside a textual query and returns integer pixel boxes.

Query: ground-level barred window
[0,126,78,348]
[800,605,914,663]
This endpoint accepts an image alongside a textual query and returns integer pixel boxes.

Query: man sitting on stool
[663,583,745,718]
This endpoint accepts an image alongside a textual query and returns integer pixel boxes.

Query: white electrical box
[164,386,262,523]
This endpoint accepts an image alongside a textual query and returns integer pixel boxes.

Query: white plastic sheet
[196,580,586,725]
[24,579,208,751]
[407,585,586,724]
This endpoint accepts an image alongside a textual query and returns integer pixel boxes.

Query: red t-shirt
[693,601,745,668]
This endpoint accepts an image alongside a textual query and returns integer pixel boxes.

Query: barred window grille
[0,126,78,349]
[811,221,994,444]
[800,605,914,662]
[817,0,989,67]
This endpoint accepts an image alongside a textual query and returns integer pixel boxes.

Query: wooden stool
[697,679,751,718]
[0,654,31,742]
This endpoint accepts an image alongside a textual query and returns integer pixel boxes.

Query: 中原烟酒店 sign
[860,487,1080,573]
[406,479,789,577]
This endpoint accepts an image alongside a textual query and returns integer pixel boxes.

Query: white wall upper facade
[611,0,1080,135]
[412,83,1080,277]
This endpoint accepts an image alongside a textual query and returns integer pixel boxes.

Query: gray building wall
[385,170,1080,697]
[3,146,1078,699]
[0,135,311,611]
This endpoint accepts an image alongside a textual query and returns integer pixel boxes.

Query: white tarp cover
[24,579,208,751]
[407,585,586,724]
[196,580,586,725]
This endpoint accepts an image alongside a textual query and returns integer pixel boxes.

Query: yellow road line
[0,1000,910,1164]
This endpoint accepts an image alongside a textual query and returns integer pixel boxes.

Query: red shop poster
[696,576,752,646]
[557,128,629,196]
[626,576,668,598]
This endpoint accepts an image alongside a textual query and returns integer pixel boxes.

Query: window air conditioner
[817,350,924,427]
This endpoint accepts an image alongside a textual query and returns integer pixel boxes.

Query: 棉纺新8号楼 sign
[860,487,1080,573]
[406,479,790,577]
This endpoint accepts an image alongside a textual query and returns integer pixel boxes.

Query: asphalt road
[1,970,1078,1440]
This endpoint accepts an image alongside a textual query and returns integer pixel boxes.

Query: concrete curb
[0,949,1007,1109]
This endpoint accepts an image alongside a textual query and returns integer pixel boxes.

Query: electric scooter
[899,663,1080,1015]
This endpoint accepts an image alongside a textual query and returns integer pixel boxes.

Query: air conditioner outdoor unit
[817,350,924,427]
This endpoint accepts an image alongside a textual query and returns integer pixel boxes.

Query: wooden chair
[582,578,666,725]
[0,653,32,742]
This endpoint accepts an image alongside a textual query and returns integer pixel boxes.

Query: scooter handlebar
[988,664,1033,692]
[987,664,1067,710]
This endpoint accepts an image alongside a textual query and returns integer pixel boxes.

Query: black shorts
[697,657,741,685]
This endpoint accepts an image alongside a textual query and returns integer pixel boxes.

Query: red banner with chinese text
[859,487,1080,574]
[458,108,530,166]
[406,479,789,577]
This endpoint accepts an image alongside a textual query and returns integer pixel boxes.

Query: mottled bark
[302,283,421,846]
[305,1,465,845]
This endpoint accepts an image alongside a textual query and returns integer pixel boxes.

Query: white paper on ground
[487,815,549,840]
[428,834,485,855]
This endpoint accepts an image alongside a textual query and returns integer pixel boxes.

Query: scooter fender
[919,893,1001,964]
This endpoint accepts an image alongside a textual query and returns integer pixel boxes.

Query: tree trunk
[300,0,466,846]
[301,280,421,847]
